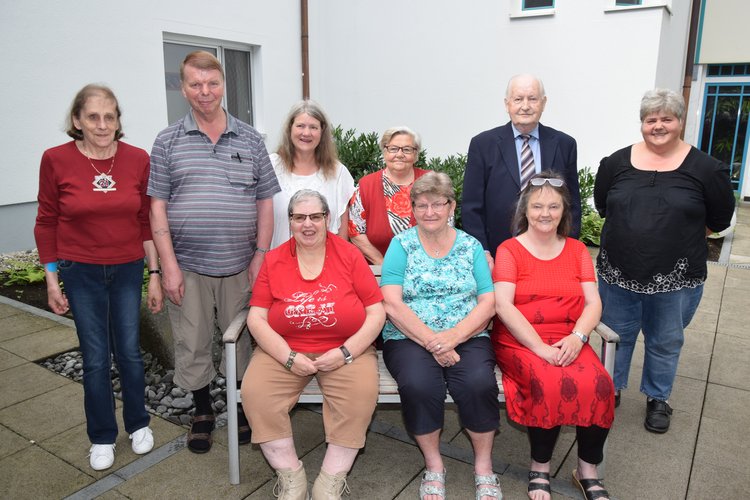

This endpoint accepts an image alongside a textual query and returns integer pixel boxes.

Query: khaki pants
[242,346,379,448]
[167,270,251,390]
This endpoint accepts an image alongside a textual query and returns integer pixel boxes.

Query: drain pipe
[681,0,701,139]
[301,0,310,99]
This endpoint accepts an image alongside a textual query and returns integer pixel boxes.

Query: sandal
[572,469,609,500]
[237,409,251,445]
[475,473,502,499]
[187,413,215,454]
[527,471,551,497]
[419,469,446,499]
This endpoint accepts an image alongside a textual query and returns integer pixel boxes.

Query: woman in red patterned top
[348,126,429,264]
[492,172,614,500]
[241,189,385,500]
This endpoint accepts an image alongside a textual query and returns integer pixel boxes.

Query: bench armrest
[222,309,249,344]
[593,321,620,344]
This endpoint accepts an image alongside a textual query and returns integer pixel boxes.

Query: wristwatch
[572,330,589,344]
[339,345,354,364]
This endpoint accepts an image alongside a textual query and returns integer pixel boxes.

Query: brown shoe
[274,461,308,500]
[311,469,349,500]
[187,413,215,454]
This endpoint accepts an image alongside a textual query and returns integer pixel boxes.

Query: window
[523,0,553,10]
[616,0,641,5]
[707,64,750,77]
[163,39,255,126]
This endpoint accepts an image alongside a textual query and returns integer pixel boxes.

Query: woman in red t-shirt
[493,172,614,500]
[33,84,163,472]
[241,189,385,499]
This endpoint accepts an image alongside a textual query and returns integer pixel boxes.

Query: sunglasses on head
[529,177,565,187]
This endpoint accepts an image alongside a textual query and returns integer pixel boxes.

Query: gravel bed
[39,350,231,428]
[0,249,41,273]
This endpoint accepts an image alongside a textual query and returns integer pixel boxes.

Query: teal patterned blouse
[380,227,493,342]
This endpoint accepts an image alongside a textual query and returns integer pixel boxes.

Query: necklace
[82,144,117,193]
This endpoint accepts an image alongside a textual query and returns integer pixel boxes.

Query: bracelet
[44,262,58,273]
[148,269,161,275]
[255,247,269,254]
[284,351,297,371]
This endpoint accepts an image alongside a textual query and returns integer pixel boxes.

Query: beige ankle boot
[273,461,308,500]
[311,469,350,500]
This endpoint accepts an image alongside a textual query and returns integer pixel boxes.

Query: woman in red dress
[492,172,614,500]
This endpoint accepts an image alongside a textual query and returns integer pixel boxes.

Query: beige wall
[697,0,750,63]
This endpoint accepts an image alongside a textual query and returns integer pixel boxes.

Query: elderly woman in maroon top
[34,84,162,471]
[348,126,429,264]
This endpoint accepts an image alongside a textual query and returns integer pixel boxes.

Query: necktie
[520,134,535,189]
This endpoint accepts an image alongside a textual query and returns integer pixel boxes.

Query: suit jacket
[462,122,581,257]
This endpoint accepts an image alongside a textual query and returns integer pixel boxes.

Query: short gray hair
[410,172,455,203]
[287,189,330,216]
[640,88,685,122]
[379,126,421,152]
[505,74,546,99]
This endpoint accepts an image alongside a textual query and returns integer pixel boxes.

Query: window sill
[509,8,555,19]
[604,1,671,15]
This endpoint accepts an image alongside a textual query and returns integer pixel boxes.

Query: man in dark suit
[462,74,581,266]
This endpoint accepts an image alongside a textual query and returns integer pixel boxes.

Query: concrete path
[1,203,749,499]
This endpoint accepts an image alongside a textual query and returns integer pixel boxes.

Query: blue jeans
[598,279,703,401]
[59,259,149,444]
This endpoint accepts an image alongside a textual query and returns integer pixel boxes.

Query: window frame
[162,33,262,129]
[510,0,555,18]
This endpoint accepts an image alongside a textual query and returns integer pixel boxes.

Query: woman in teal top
[381,172,502,500]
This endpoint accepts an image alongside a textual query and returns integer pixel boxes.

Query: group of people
[35,48,735,500]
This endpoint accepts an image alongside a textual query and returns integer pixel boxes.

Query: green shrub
[2,261,45,286]
[333,124,603,245]
[425,154,467,228]
[577,166,604,246]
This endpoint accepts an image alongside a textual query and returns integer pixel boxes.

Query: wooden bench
[222,266,620,485]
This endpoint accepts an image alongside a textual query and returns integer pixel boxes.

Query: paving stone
[0,382,85,442]
[0,348,26,372]
[0,313,58,342]
[0,363,71,409]
[0,303,22,319]
[40,408,185,478]
[0,445,93,499]
[114,443,256,499]
[709,334,750,390]
[0,423,31,460]
[0,324,78,362]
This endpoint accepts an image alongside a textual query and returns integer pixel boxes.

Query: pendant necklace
[84,145,117,193]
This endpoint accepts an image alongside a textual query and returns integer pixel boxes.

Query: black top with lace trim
[593,145,734,294]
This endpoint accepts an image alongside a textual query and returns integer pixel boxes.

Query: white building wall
[308,1,689,171]
[0,0,301,251]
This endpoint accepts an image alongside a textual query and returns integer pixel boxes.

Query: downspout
[681,0,701,139]
[301,0,310,99]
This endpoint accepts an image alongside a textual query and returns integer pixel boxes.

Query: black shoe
[644,399,672,433]
[614,391,621,408]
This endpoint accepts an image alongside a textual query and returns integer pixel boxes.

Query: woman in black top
[594,88,734,435]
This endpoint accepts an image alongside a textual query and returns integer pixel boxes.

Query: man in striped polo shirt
[148,51,280,453]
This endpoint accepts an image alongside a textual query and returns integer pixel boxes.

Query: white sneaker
[129,426,154,454]
[89,443,115,471]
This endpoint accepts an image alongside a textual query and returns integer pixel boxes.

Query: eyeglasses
[413,200,451,213]
[289,212,327,223]
[529,178,565,187]
[384,145,418,155]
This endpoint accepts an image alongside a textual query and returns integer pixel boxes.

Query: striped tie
[519,134,535,189]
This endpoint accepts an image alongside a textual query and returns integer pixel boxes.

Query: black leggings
[527,425,609,465]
